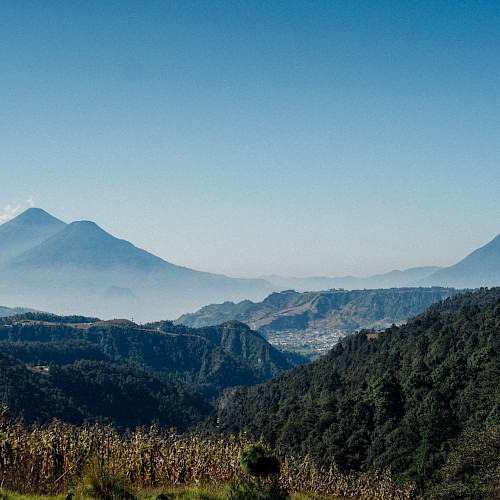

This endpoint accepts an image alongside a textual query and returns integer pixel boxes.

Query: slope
[214,287,500,494]
[0,350,211,432]
[423,233,500,288]
[3,220,172,271]
[148,319,296,379]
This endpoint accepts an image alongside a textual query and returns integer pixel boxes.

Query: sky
[1,1,499,278]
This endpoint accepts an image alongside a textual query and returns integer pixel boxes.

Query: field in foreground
[0,416,417,500]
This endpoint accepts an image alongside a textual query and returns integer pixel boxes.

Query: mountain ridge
[260,266,442,291]
[176,287,459,357]
[0,209,274,321]
[422,234,500,288]
[1,208,500,321]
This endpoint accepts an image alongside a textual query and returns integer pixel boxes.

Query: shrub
[228,444,288,500]
[79,459,136,500]
[239,445,280,478]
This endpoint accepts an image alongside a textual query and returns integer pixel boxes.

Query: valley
[3,2,498,497]
[177,287,459,358]
[263,326,345,358]
[1,287,499,498]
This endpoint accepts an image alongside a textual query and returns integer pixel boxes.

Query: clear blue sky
[1,1,499,278]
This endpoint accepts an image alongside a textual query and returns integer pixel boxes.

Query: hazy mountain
[360,266,443,288]
[422,233,500,288]
[0,209,274,321]
[0,208,66,265]
[0,305,37,318]
[4,219,167,270]
[261,266,441,291]
[103,285,137,299]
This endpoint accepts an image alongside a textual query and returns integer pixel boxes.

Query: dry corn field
[0,410,418,499]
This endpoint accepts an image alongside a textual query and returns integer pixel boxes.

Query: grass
[0,492,68,500]
[0,489,353,500]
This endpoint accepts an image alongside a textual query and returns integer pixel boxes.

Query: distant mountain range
[261,235,500,291]
[260,266,442,291]
[0,208,499,321]
[0,208,274,321]
[261,236,500,292]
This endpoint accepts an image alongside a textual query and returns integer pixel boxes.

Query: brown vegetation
[0,411,417,499]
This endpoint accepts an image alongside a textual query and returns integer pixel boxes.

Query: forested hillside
[146,319,299,377]
[214,287,500,497]
[0,350,211,432]
[0,314,297,430]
